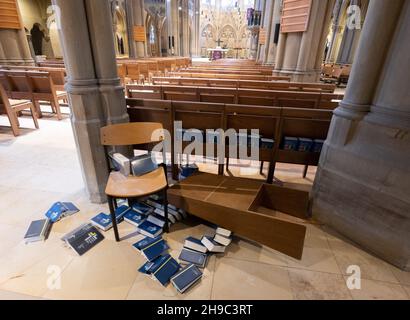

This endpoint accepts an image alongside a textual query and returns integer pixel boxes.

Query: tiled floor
[0,111,409,300]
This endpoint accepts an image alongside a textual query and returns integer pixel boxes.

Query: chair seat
[105,168,167,198]
[56,91,67,98]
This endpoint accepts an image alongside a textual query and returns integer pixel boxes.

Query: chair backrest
[0,83,12,116]
[101,122,165,146]
[6,71,31,94]
[26,71,54,94]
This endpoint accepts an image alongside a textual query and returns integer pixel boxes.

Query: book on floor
[90,212,113,231]
[147,213,168,228]
[132,202,154,215]
[132,236,162,252]
[154,208,176,224]
[138,220,163,238]
[64,223,104,256]
[171,264,203,294]
[138,254,171,276]
[45,202,79,223]
[214,234,232,246]
[178,248,208,268]
[201,236,226,253]
[124,210,146,227]
[168,207,182,221]
[24,219,51,244]
[184,236,208,253]
[141,238,169,262]
[114,205,133,222]
[216,227,232,238]
[151,256,181,286]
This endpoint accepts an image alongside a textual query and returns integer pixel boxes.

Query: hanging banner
[280,0,312,33]
[259,28,267,45]
[0,0,22,29]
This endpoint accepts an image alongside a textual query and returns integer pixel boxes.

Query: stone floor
[0,109,409,300]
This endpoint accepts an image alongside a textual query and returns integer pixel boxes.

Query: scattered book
[64,223,104,256]
[216,227,232,238]
[133,236,162,252]
[138,254,171,276]
[124,210,146,227]
[214,233,232,246]
[141,238,169,262]
[201,236,226,253]
[179,248,208,268]
[115,205,133,222]
[138,220,163,238]
[132,202,154,215]
[154,208,176,224]
[147,214,168,228]
[151,256,181,286]
[90,212,112,231]
[298,138,313,152]
[184,237,208,253]
[168,207,182,221]
[24,219,51,244]
[109,152,131,176]
[145,199,163,210]
[171,264,203,294]
[45,202,79,223]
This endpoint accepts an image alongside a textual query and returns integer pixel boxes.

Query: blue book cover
[152,256,181,286]
[141,238,169,262]
[138,220,163,238]
[138,254,170,276]
[90,212,112,231]
[132,202,154,215]
[171,264,203,293]
[133,236,162,251]
[45,202,67,223]
[124,210,146,227]
[184,237,208,253]
[178,248,208,268]
[312,139,325,153]
[115,205,133,221]
[261,138,275,149]
[282,137,299,151]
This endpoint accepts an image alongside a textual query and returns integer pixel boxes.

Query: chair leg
[52,99,63,120]
[29,103,39,129]
[303,165,308,178]
[260,161,264,175]
[9,112,20,137]
[34,100,43,118]
[108,195,120,242]
[162,189,169,233]
[226,157,230,171]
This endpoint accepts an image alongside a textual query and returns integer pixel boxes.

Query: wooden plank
[0,0,22,30]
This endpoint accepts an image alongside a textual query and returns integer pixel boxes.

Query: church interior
[0,0,409,301]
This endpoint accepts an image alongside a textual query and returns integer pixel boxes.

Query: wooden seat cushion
[105,168,167,198]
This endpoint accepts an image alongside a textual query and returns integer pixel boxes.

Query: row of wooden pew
[126,98,334,182]
[151,77,335,92]
[321,63,351,84]
[126,84,342,109]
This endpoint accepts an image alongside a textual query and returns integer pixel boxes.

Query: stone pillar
[0,26,34,65]
[258,0,273,63]
[266,0,282,65]
[180,0,190,56]
[191,0,201,57]
[312,0,410,270]
[53,0,129,203]
[127,0,146,58]
[166,0,180,56]
[325,0,344,63]
[274,0,335,82]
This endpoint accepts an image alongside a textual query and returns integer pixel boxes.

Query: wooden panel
[280,0,312,33]
[133,25,146,42]
[0,0,22,29]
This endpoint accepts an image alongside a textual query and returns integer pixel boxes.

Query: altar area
[207,46,229,60]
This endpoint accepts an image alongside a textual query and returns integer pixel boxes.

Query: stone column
[53,0,129,203]
[266,0,282,65]
[166,0,180,56]
[127,0,146,58]
[180,0,190,56]
[313,0,410,270]
[325,0,344,62]
[258,0,273,63]
[274,0,335,82]
[191,0,201,57]
[0,29,34,65]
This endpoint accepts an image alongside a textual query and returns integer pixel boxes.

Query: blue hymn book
[171,264,203,293]
[152,256,181,286]
[141,238,169,262]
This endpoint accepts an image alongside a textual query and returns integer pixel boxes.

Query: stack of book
[135,236,181,286]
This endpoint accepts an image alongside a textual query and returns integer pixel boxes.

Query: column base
[312,116,410,271]
[273,69,321,82]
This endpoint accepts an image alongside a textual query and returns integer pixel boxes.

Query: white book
[216,227,232,238]
[201,236,226,253]
[214,234,232,246]
[154,208,176,224]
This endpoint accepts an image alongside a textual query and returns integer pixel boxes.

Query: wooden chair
[101,122,169,242]
[0,84,39,136]
[26,71,67,120]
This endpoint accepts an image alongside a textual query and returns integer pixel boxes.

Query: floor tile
[343,277,408,300]
[288,268,352,300]
[390,266,410,286]
[0,289,45,300]
[211,257,293,300]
